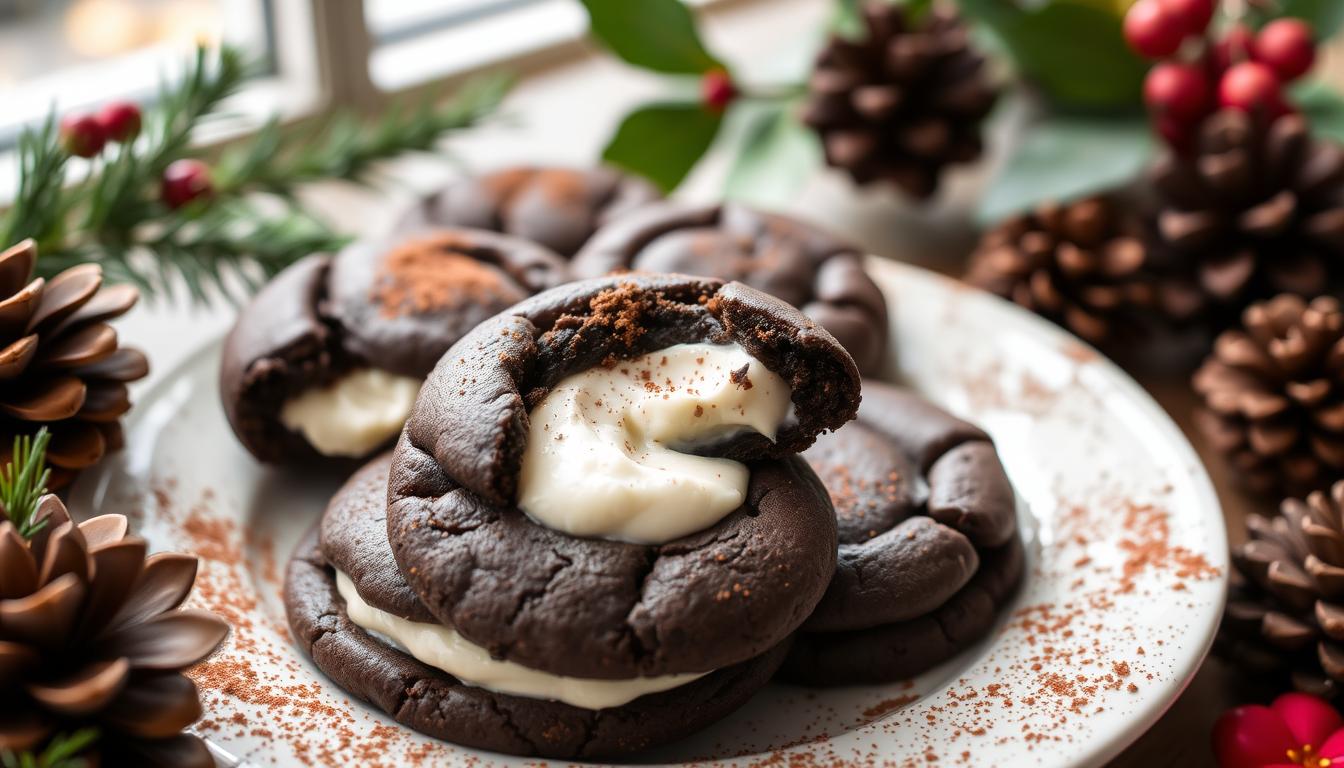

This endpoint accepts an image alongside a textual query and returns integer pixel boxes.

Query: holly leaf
[978,111,1154,223]
[957,0,1147,110]
[724,104,822,207]
[1295,81,1344,144]
[602,102,723,193]
[578,0,724,74]
[1279,0,1344,38]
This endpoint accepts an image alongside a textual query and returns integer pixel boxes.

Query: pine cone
[964,197,1153,345]
[0,240,148,487]
[1220,479,1344,699]
[0,495,228,765]
[1193,294,1344,497]
[1149,110,1344,324]
[801,3,996,199]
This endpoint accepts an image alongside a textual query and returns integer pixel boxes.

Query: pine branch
[1,729,97,768]
[216,72,513,195]
[4,45,510,306]
[0,427,52,539]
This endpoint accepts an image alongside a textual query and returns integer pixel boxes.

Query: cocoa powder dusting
[371,236,505,318]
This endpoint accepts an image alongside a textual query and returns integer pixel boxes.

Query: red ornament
[1124,0,1185,59]
[59,114,106,158]
[160,159,214,209]
[701,69,737,113]
[1219,61,1287,119]
[1213,24,1256,72]
[1145,62,1209,122]
[1213,693,1344,768]
[1158,0,1214,38]
[1254,19,1317,82]
[96,102,142,143]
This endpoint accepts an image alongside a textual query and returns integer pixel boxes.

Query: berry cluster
[1123,0,1318,150]
[58,101,213,210]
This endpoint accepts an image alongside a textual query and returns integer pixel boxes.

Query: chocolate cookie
[220,229,566,464]
[399,166,662,258]
[571,202,889,375]
[781,381,1022,684]
[287,526,790,758]
[387,274,862,680]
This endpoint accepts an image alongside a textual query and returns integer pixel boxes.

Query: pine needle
[0,728,97,768]
[0,427,52,539]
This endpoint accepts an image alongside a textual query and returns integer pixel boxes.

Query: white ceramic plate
[70,260,1228,767]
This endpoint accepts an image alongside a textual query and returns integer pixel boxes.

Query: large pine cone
[1193,294,1344,497]
[801,3,997,199]
[0,495,228,765]
[965,197,1152,345]
[1150,110,1344,324]
[1220,479,1344,699]
[0,240,148,486]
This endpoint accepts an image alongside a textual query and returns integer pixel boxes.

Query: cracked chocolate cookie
[780,381,1023,685]
[288,510,789,758]
[398,166,662,258]
[570,202,889,375]
[385,273,860,685]
[219,228,566,465]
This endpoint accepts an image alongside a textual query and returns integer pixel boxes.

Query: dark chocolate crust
[319,452,435,623]
[286,528,788,759]
[399,166,663,258]
[389,448,837,680]
[779,536,1025,686]
[799,381,1018,634]
[218,228,567,464]
[571,202,889,375]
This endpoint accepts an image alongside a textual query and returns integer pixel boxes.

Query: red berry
[161,159,213,210]
[1124,0,1185,59]
[1144,62,1209,121]
[1155,114,1194,152]
[96,102,142,143]
[59,114,106,158]
[1158,0,1214,37]
[1213,24,1256,71]
[1254,18,1316,82]
[701,70,737,113]
[1218,61,1287,118]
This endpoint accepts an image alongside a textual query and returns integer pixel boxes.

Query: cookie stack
[218,167,1024,758]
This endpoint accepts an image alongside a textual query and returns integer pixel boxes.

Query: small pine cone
[1219,479,1344,699]
[964,197,1153,345]
[0,240,149,486]
[801,3,997,199]
[1193,294,1344,497]
[0,495,229,765]
[1149,110,1344,324]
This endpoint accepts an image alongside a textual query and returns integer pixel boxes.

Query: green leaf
[1295,81,1344,144]
[578,0,723,74]
[724,104,822,208]
[957,0,1146,110]
[978,111,1154,223]
[1279,0,1344,37]
[602,102,723,192]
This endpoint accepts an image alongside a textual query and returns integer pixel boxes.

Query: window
[0,0,275,146]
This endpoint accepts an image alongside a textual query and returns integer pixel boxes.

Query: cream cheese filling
[517,342,792,544]
[336,571,706,709]
[279,368,421,457]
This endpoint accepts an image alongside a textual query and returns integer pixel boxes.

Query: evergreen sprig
[1,729,97,768]
[0,47,510,305]
[0,427,52,539]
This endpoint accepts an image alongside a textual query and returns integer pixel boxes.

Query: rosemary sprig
[0,427,52,539]
[1,729,98,768]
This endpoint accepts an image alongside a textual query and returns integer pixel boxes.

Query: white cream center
[517,343,791,544]
[279,368,421,457]
[336,571,705,708]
